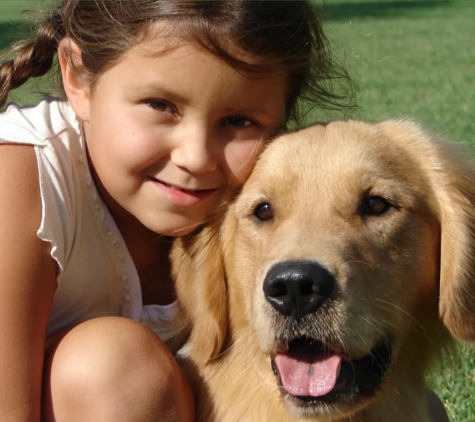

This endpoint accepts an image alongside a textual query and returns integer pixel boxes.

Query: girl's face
[66,37,286,236]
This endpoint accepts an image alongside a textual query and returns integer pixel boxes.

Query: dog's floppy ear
[380,121,475,341]
[171,219,228,365]
[434,144,475,341]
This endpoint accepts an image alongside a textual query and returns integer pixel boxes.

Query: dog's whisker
[358,316,387,340]
[344,259,376,270]
[246,328,278,390]
[370,318,406,336]
[209,332,249,361]
[353,330,373,354]
[361,297,427,332]
[371,299,435,343]
[357,314,417,346]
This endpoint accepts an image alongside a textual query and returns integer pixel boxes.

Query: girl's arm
[0,144,57,422]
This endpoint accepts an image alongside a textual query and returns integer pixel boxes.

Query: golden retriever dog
[172,120,475,422]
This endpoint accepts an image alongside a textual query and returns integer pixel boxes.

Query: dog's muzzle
[263,260,392,406]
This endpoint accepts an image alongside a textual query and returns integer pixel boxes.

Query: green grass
[428,346,475,421]
[1,1,475,420]
[322,0,475,144]
[0,1,37,23]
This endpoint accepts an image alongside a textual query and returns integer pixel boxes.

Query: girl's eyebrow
[130,84,190,105]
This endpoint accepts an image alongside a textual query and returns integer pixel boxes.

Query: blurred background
[1,0,474,420]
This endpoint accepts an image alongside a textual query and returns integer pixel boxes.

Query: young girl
[0,2,449,422]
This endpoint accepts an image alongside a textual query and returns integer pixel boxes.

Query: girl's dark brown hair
[0,1,354,125]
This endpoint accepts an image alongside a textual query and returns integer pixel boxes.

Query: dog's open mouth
[271,337,392,406]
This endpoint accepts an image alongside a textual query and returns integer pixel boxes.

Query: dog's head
[172,120,475,419]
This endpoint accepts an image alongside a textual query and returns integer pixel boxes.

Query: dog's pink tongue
[275,352,341,397]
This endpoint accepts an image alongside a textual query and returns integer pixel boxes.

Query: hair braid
[0,9,65,108]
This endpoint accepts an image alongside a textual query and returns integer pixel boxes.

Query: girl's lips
[149,177,217,207]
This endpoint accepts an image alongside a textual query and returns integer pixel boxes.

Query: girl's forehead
[121,32,287,89]
[133,24,188,57]
[105,35,287,107]
[134,21,281,73]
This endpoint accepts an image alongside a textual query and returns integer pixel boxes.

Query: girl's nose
[170,124,218,174]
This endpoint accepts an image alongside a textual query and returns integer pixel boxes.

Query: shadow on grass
[325,0,452,20]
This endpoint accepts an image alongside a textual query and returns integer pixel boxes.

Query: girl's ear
[58,38,90,121]
[171,220,228,366]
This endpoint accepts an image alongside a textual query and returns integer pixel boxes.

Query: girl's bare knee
[43,317,194,422]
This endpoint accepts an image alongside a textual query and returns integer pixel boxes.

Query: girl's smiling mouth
[148,177,218,206]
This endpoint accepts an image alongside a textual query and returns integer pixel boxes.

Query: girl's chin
[144,214,208,238]
[161,226,199,237]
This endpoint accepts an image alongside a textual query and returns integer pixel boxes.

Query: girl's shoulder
[0,98,80,148]
[0,98,87,273]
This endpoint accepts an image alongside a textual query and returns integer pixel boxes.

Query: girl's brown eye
[362,196,391,216]
[253,202,273,221]
[147,101,174,113]
[222,116,253,128]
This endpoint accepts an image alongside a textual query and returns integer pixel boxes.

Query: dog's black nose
[263,261,335,320]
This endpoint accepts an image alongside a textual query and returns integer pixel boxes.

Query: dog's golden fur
[172,120,475,422]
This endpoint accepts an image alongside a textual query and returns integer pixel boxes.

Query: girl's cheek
[225,139,263,187]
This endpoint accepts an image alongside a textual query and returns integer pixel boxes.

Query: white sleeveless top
[0,99,188,353]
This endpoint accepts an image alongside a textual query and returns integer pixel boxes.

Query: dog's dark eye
[362,196,391,216]
[253,202,274,221]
